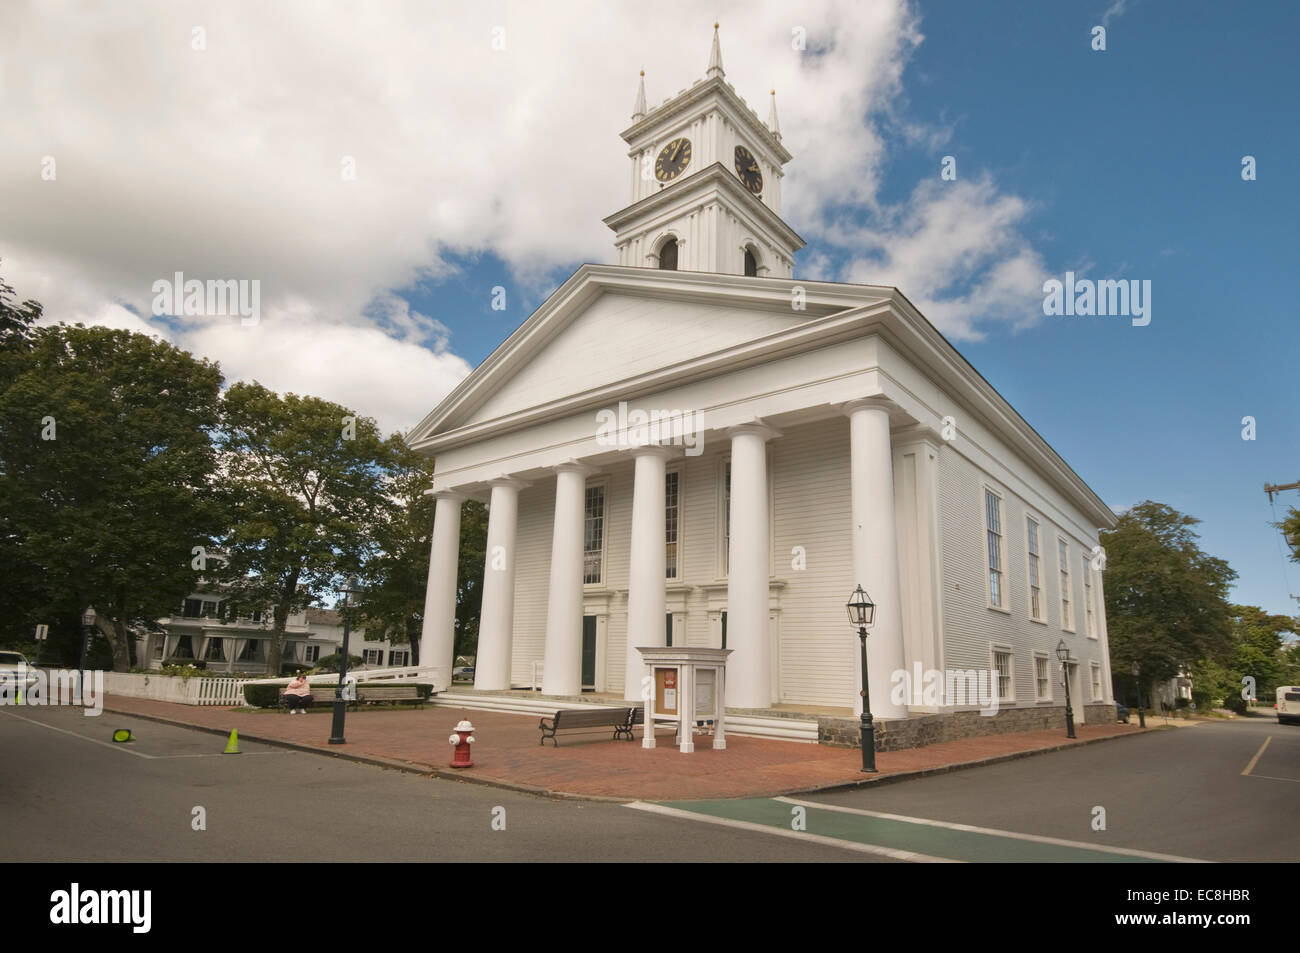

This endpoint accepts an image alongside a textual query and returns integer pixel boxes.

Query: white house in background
[142,593,405,676]
[406,27,1117,740]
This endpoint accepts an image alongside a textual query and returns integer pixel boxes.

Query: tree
[353,441,488,666]
[352,439,435,663]
[454,499,488,660]
[217,382,395,675]
[0,280,225,670]
[1100,501,1236,696]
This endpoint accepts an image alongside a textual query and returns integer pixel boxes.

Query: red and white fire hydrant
[448,718,475,768]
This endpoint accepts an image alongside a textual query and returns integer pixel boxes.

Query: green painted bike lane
[659,798,1176,863]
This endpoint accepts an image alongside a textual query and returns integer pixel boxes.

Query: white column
[624,448,673,700]
[474,478,528,692]
[725,422,778,709]
[542,463,594,696]
[419,491,465,688]
[846,400,907,719]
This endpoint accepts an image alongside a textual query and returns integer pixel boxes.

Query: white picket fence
[102,671,248,706]
[102,665,447,707]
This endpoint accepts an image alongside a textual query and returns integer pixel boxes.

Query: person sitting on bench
[284,673,313,713]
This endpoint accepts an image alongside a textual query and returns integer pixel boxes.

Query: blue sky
[3,0,1295,619]
[400,1,1300,619]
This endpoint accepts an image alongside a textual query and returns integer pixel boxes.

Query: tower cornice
[602,161,805,251]
[619,75,791,165]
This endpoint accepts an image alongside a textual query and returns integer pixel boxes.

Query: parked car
[452,665,475,682]
[1115,699,1130,723]
[0,651,39,693]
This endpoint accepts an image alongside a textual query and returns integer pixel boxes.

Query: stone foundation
[819,703,1119,751]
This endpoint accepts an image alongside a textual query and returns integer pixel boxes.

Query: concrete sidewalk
[100,694,1152,800]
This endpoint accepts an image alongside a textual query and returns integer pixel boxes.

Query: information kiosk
[636,646,731,753]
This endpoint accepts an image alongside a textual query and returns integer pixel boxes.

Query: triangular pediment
[406,264,886,448]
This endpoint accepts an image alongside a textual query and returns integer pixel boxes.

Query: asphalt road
[0,706,873,863]
[5,706,1295,862]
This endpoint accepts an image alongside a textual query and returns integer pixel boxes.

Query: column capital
[423,487,470,503]
[486,475,532,491]
[553,460,599,477]
[725,418,781,442]
[840,397,895,417]
[628,445,678,461]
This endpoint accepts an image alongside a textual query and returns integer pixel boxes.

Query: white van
[1276,687,1300,726]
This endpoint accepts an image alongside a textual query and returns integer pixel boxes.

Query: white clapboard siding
[937,445,1109,709]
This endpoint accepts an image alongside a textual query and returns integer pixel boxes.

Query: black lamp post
[1130,660,1145,728]
[80,607,96,681]
[328,575,363,746]
[1056,639,1076,739]
[847,585,878,772]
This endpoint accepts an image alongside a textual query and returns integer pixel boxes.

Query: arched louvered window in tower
[659,238,678,271]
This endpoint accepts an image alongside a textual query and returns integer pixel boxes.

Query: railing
[102,665,447,706]
[253,666,447,692]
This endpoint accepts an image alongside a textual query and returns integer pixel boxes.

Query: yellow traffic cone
[223,729,241,754]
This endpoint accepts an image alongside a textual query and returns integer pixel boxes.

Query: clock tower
[603,24,804,278]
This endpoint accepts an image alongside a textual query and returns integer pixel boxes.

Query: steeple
[607,24,803,278]
[632,69,646,121]
[706,22,724,78]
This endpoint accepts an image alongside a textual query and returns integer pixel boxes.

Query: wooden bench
[279,686,347,711]
[357,684,424,708]
[539,707,636,746]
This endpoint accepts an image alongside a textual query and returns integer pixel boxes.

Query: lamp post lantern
[328,575,364,745]
[846,585,878,772]
[1056,639,1076,739]
[1130,660,1145,728]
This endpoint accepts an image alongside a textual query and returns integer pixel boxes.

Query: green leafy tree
[1100,501,1236,699]
[0,278,224,669]
[217,382,395,675]
[353,440,488,666]
[352,440,435,663]
[454,499,488,660]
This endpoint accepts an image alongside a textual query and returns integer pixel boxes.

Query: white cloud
[1102,0,1130,27]
[837,176,1050,339]
[1,0,1050,425]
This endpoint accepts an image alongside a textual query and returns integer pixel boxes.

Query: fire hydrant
[448,718,475,768]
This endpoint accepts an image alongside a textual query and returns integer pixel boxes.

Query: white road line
[0,709,286,759]
[1241,736,1271,776]
[0,709,155,758]
[155,752,288,759]
[1244,773,1300,784]
[774,797,1208,863]
[624,801,962,863]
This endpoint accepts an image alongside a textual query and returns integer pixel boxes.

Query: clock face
[655,137,692,182]
[734,145,763,194]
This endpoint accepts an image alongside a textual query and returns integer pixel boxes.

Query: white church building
[408,27,1118,747]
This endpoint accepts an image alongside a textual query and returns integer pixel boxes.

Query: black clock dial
[655,137,692,182]
[734,145,763,195]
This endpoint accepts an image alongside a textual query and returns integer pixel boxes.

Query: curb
[786,724,1163,798]
[102,702,1158,804]
[100,703,634,803]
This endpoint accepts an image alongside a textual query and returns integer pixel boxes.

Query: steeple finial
[632,69,646,121]
[767,88,781,138]
[706,22,724,78]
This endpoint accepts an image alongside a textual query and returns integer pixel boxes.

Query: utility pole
[1265,480,1300,503]
[1265,482,1300,606]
